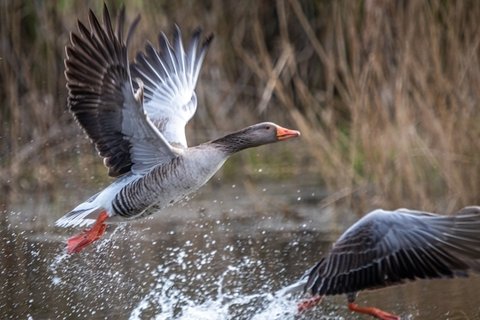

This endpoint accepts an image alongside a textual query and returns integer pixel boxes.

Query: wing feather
[65,5,176,177]
[305,207,480,296]
[131,27,213,148]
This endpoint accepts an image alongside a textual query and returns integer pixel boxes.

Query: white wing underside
[121,84,177,174]
[132,27,212,148]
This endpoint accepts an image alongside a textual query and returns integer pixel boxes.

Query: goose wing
[305,206,480,296]
[65,5,176,177]
[130,26,213,148]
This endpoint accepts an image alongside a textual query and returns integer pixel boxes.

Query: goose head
[211,122,300,154]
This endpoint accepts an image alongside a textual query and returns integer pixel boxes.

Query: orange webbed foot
[297,295,323,313]
[67,211,109,253]
[348,302,400,320]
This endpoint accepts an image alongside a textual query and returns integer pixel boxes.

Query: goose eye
[265,125,271,130]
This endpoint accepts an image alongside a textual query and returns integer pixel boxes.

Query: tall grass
[1,0,479,212]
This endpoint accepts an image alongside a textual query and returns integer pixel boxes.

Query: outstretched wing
[131,26,213,148]
[65,5,176,177]
[305,207,480,296]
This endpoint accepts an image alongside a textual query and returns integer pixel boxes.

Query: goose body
[286,206,480,319]
[56,5,300,253]
[59,146,227,227]
[110,146,228,220]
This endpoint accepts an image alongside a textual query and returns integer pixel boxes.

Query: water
[1,181,480,319]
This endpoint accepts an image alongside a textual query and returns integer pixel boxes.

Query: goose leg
[348,302,400,320]
[67,211,109,253]
[297,295,323,313]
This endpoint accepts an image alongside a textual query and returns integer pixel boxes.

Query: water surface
[2,181,479,319]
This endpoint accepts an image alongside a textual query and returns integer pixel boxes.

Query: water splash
[48,224,129,285]
[129,254,298,320]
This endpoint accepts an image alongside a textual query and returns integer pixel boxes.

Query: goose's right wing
[131,27,213,148]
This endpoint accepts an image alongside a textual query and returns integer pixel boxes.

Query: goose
[56,5,300,253]
[279,206,480,319]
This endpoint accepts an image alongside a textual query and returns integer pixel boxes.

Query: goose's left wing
[131,27,213,148]
[65,5,177,177]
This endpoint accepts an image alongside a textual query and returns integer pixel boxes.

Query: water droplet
[52,276,61,285]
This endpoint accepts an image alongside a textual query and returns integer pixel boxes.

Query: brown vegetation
[1,0,479,212]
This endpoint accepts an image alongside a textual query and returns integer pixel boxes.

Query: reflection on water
[2,182,480,319]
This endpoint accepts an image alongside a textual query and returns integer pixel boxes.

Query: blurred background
[1,1,480,319]
[1,0,480,213]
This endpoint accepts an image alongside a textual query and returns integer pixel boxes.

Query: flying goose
[56,5,300,253]
[280,206,480,319]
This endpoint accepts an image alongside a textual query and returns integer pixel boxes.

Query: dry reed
[1,0,478,212]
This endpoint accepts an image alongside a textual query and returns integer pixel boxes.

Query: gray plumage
[303,206,480,298]
[56,5,299,229]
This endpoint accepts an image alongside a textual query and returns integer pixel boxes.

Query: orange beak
[276,125,301,141]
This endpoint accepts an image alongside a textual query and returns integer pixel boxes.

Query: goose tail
[275,278,308,297]
[55,193,102,228]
